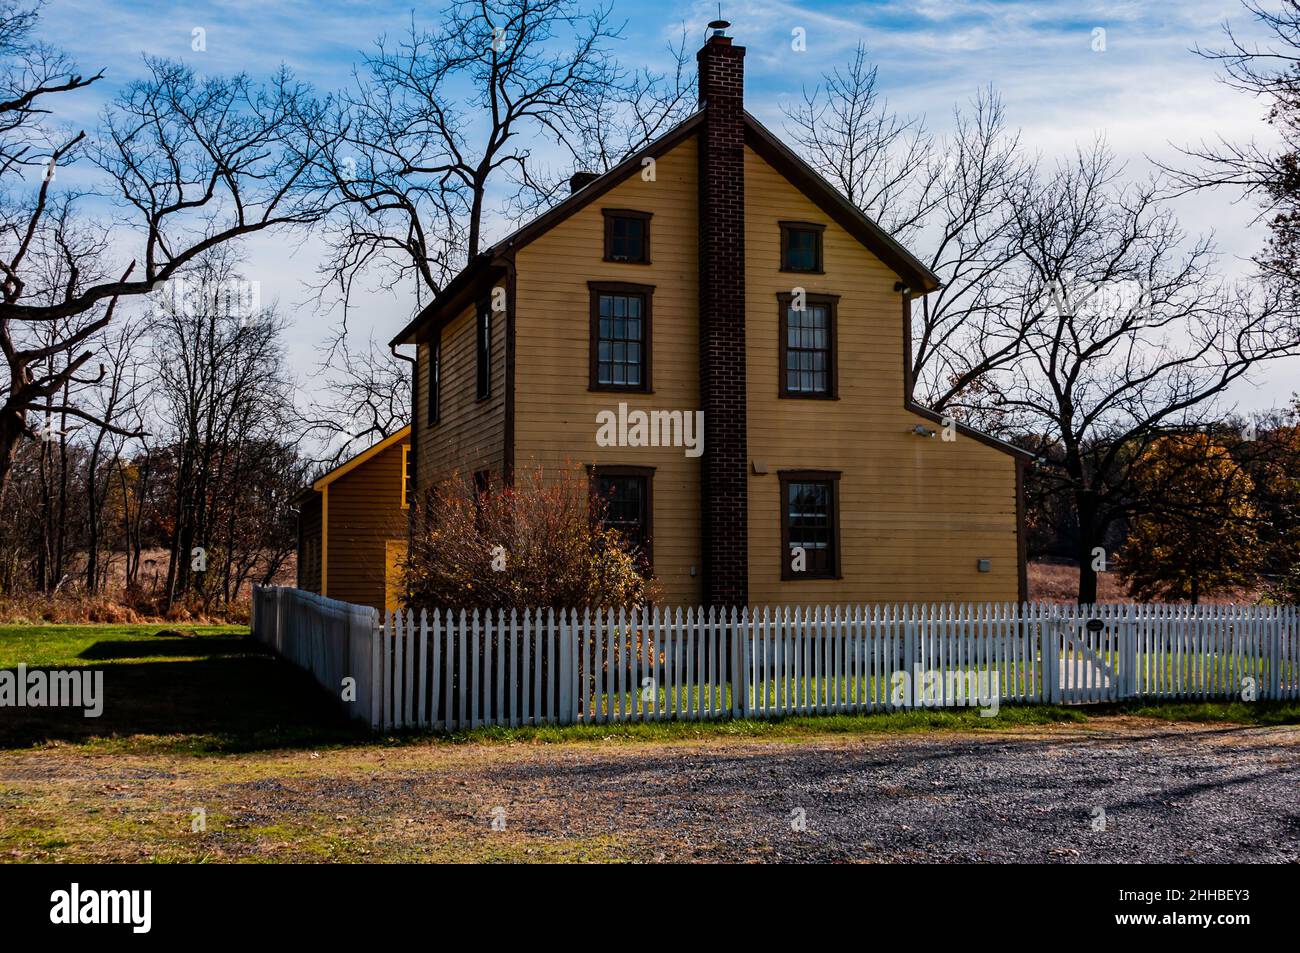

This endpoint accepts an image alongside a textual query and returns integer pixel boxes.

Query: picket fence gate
[250,588,1299,731]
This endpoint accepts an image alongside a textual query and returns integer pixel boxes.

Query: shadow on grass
[1,635,368,754]
[76,637,253,661]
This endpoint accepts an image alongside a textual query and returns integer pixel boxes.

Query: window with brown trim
[427,337,441,425]
[475,306,491,400]
[780,221,825,272]
[602,209,651,264]
[591,465,654,567]
[778,292,838,398]
[589,281,653,392]
[780,470,841,580]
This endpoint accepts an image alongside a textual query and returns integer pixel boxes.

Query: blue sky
[35,0,1297,409]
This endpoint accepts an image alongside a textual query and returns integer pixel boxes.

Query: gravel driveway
[2,720,1296,862]
[469,723,1300,862]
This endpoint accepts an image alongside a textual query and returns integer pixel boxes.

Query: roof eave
[389,110,707,349]
[742,113,941,295]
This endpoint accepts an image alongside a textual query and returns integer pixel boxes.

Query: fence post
[1269,607,1283,701]
[1041,604,1058,705]
[568,609,581,725]
[731,606,749,718]
[559,608,572,726]
[1122,605,1138,700]
[370,613,382,730]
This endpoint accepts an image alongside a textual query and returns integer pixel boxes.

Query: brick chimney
[697,23,748,608]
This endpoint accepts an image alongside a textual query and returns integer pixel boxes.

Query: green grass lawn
[2,623,1298,756]
[0,623,366,754]
[0,623,245,668]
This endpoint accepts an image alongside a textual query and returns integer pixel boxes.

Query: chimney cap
[568,170,599,193]
[708,19,730,36]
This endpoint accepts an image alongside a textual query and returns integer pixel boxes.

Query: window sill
[778,392,840,401]
[603,257,653,265]
[589,384,654,394]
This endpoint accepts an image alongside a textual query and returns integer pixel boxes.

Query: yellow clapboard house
[388,27,1030,608]
[292,425,412,614]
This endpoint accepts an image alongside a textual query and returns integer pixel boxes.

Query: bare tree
[783,43,939,241]
[300,0,682,330]
[908,91,1034,418]
[507,24,694,220]
[783,59,1032,423]
[1158,0,1300,287]
[148,249,295,610]
[81,315,147,593]
[297,339,410,468]
[998,143,1300,602]
[0,3,325,498]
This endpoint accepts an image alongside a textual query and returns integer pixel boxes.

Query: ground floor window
[780,470,841,579]
[591,465,654,566]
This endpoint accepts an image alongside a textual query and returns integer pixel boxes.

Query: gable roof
[742,113,940,295]
[289,426,412,506]
[390,110,940,348]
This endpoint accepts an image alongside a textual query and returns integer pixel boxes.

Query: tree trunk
[1075,491,1101,605]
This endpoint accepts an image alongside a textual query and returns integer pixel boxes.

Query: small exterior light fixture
[910,424,936,437]
[977,558,992,573]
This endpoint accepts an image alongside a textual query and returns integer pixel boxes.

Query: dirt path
[1,720,1296,862]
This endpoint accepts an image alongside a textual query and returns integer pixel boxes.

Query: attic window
[780,221,825,273]
[603,209,651,264]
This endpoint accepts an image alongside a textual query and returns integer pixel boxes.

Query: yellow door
[384,539,408,615]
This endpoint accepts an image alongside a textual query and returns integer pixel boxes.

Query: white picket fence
[250,586,380,719]
[249,590,1299,730]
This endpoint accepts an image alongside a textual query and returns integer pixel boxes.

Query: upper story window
[778,292,838,399]
[603,209,652,264]
[427,338,441,425]
[589,281,653,392]
[476,306,491,400]
[780,221,825,273]
[780,470,841,580]
[592,465,654,567]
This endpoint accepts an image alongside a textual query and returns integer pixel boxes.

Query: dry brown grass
[1028,559,1262,604]
[0,591,251,626]
[0,547,293,625]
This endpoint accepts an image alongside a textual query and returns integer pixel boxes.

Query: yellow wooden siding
[384,538,408,614]
[296,494,322,593]
[514,135,703,605]
[744,145,1019,604]
[325,440,411,609]
[415,299,507,496]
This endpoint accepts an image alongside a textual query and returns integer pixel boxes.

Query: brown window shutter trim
[588,281,654,393]
[602,208,653,264]
[778,469,842,581]
[776,291,839,400]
